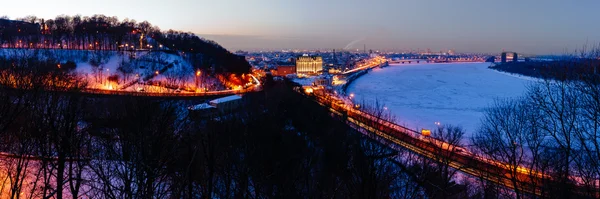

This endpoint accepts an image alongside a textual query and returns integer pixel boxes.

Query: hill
[0,15,252,92]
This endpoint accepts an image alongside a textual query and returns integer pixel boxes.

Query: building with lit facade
[273,62,296,76]
[296,55,323,74]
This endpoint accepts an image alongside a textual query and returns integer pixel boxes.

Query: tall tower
[364,44,366,54]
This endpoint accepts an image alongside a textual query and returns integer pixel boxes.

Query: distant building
[296,55,323,74]
[314,75,332,87]
[273,62,296,76]
[448,49,455,55]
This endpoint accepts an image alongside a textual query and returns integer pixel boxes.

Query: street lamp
[195,70,201,88]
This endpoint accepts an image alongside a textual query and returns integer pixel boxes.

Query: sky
[2,0,600,54]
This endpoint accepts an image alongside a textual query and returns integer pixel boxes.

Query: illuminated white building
[296,55,323,74]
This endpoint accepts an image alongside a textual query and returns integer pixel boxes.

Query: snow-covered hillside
[346,62,534,137]
[0,49,224,92]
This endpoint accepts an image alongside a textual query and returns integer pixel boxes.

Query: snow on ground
[346,62,534,138]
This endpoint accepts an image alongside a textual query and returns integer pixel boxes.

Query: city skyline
[2,0,600,54]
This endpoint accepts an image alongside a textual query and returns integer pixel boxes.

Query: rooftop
[188,103,216,111]
[209,95,242,104]
[277,62,295,66]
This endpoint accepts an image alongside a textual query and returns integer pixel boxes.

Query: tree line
[0,14,250,75]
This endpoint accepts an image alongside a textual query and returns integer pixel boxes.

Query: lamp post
[195,70,201,89]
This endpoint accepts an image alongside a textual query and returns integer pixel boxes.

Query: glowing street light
[155,70,159,75]
[195,70,202,88]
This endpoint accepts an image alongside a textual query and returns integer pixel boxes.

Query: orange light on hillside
[196,71,201,76]
[304,87,313,94]
[155,71,159,75]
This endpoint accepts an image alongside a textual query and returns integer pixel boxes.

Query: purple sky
[2,0,599,54]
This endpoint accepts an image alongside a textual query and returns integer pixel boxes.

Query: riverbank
[489,60,600,81]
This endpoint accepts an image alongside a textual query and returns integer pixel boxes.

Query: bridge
[388,57,488,64]
[388,59,430,64]
[341,56,388,75]
[501,51,518,63]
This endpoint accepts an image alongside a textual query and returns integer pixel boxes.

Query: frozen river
[346,62,533,137]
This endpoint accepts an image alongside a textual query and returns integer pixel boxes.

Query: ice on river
[347,62,533,138]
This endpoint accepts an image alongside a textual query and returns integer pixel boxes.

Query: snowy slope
[0,49,214,90]
[346,62,534,137]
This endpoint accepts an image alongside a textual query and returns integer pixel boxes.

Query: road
[300,85,547,196]
[80,85,259,98]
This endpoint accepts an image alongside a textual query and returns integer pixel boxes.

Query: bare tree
[423,125,467,198]
[528,78,579,197]
[473,98,549,199]
[572,74,600,198]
